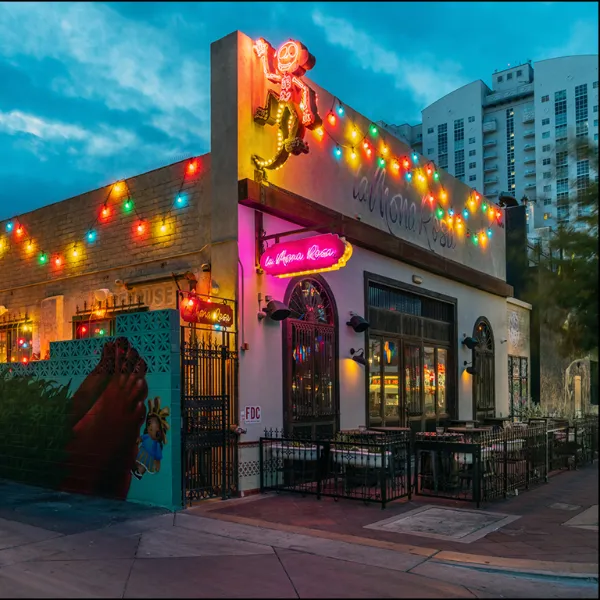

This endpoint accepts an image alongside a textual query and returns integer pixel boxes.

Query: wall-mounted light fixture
[463,360,478,376]
[346,312,370,333]
[258,293,291,322]
[461,334,479,350]
[412,275,423,285]
[350,348,366,366]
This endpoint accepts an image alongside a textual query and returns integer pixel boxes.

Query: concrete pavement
[0,481,598,598]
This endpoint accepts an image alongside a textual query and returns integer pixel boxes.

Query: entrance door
[473,318,495,421]
[181,326,238,505]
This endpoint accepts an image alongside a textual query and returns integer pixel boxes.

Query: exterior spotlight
[347,313,370,333]
[462,336,479,350]
[258,294,290,321]
[350,348,366,366]
[464,360,478,376]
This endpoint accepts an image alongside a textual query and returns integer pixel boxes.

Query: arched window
[283,277,339,438]
[472,317,495,421]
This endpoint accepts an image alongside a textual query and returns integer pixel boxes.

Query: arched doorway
[472,317,495,421]
[283,276,339,438]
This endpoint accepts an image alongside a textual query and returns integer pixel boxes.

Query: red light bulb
[327,112,336,126]
[363,141,369,150]
[18,338,24,345]
[496,210,501,218]
[55,257,61,266]
[101,205,109,218]
[81,326,87,334]
[187,161,197,174]
[22,357,29,364]
[137,222,145,234]
[16,226,24,236]
[402,158,410,169]
[426,166,432,175]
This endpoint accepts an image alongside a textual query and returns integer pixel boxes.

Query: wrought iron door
[284,277,339,439]
[473,318,495,421]
[181,326,238,504]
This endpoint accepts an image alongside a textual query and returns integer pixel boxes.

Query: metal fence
[259,418,598,509]
[260,429,412,508]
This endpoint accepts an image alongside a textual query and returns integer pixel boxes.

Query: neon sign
[252,37,322,172]
[260,234,352,278]
[179,293,233,328]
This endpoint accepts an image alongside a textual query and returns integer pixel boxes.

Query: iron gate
[181,326,238,505]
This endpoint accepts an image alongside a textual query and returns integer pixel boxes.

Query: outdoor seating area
[259,416,599,509]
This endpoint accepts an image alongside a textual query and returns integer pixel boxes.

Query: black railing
[258,417,598,508]
[260,429,411,508]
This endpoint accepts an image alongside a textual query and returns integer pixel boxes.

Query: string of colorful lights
[311,96,503,246]
[0,159,199,265]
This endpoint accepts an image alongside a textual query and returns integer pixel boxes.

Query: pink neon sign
[260,234,353,278]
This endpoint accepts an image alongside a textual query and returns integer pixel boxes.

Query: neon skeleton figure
[252,38,322,172]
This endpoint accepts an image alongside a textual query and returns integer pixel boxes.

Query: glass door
[368,336,401,427]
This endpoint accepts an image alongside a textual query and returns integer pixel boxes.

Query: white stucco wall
[237,205,509,444]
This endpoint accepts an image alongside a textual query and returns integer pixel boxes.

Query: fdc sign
[241,406,261,424]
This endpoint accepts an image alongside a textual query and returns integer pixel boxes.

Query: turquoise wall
[0,309,181,511]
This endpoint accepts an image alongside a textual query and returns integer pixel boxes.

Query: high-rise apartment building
[381,56,598,240]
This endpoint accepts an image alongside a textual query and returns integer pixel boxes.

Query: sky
[0,1,598,218]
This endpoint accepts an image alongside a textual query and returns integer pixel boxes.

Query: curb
[194,507,599,580]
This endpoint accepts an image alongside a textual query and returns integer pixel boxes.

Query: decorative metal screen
[508,355,528,417]
[473,319,495,420]
[284,278,338,438]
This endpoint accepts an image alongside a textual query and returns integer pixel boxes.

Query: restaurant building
[0,31,528,504]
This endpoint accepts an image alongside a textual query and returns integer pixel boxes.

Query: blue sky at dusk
[0,1,597,218]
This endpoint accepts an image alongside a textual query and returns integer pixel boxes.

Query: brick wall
[0,156,212,355]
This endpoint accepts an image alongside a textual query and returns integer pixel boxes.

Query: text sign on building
[241,406,262,424]
[260,233,352,278]
[179,293,234,328]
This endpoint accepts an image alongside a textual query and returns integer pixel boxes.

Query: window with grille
[508,355,528,417]
[473,318,495,420]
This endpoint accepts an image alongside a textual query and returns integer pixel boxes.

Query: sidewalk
[197,463,599,568]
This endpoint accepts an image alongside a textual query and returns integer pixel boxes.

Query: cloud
[0,2,210,146]
[311,9,468,114]
[535,19,599,60]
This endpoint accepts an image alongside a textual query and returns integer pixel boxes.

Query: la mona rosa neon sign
[260,234,352,278]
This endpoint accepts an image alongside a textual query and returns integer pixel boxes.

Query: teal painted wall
[0,309,182,511]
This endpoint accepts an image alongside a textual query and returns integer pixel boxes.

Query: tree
[526,142,598,358]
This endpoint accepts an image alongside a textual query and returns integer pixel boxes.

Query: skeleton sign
[252,38,322,172]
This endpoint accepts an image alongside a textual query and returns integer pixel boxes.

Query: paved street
[0,474,598,598]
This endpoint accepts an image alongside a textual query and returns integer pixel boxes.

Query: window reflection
[369,338,382,424]
[383,339,399,422]
[424,346,435,415]
[437,349,447,413]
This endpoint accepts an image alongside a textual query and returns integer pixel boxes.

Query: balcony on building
[524,169,536,177]
[522,109,535,123]
[525,182,536,189]
[483,139,497,148]
[484,164,498,173]
[484,177,499,185]
[524,156,536,164]
[482,119,497,133]
[483,152,498,160]
[486,190,499,197]
[524,143,535,151]
[523,129,535,138]
[484,82,534,108]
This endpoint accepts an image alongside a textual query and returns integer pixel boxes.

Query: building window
[507,73,513,80]
[577,160,590,194]
[437,123,448,162]
[506,108,515,191]
[555,89,566,101]
[543,184,551,192]
[542,118,550,126]
[469,162,476,169]
[497,75,503,83]
[541,95,549,103]
[473,318,495,420]
[468,116,475,123]
[427,148,434,155]
[469,137,475,144]
[594,105,598,113]
[544,197,552,205]
[543,172,551,179]
[469,175,476,181]
[542,131,550,138]
[0,321,35,363]
[544,213,550,220]
[508,355,528,417]
[542,158,551,165]
[594,120,598,127]
[594,81,599,89]
[555,151,568,166]
[427,127,434,134]
[367,281,454,427]
[470,150,477,157]
[542,144,551,152]
[283,277,338,438]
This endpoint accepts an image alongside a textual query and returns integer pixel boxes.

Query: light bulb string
[1,158,197,263]
[319,97,504,214]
